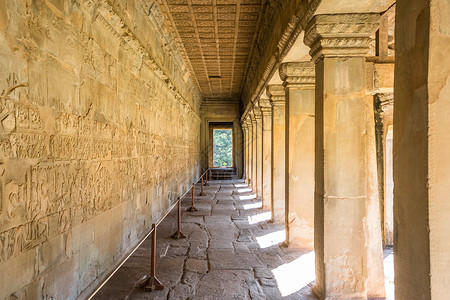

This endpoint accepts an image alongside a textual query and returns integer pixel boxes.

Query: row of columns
[242,13,386,299]
[244,1,450,298]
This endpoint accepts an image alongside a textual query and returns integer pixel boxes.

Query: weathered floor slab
[93,180,317,300]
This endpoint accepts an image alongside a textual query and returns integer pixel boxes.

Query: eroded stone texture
[394,0,450,299]
[279,62,315,250]
[267,85,286,224]
[304,13,385,299]
[0,1,201,299]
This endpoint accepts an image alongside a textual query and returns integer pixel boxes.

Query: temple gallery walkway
[94,179,317,299]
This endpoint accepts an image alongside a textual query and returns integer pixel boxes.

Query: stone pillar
[394,1,450,299]
[246,116,253,187]
[254,105,263,200]
[304,14,385,299]
[375,93,394,247]
[267,85,286,223]
[241,121,249,182]
[259,98,272,210]
[233,119,244,178]
[249,110,258,193]
[279,61,315,249]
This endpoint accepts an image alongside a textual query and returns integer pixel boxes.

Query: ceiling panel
[158,0,265,100]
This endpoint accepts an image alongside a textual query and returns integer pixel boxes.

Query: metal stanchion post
[141,224,164,291]
[204,169,209,186]
[171,198,186,239]
[187,183,198,212]
[199,175,206,196]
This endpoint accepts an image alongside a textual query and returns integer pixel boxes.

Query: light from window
[213,129,232,167]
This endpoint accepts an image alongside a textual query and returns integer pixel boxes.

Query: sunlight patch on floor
[247,211,271,224]
[272,251,316,297]
[384,249,395,299]
[237,188,252,193]
[234,183,248,188]
[243,201,262,210]
[256,229,285,248]
[239,194,257,201]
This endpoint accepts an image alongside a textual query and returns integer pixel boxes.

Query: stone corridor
[1,1,449,298]
[94,180,317,300]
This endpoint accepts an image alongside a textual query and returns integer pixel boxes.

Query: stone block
[208,249,263,270]
[0,249,36,299]
[185,258,208,274]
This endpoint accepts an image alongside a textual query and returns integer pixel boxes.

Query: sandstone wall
[394,0,450,298]
[0,0,202,299]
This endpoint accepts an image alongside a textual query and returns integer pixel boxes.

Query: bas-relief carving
[0,0,201,298]
[0,99,199,261]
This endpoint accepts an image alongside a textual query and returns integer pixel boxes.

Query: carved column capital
[266,84,285,107]
[258,98,272,114]
[245,115,252,126]
[377,93,394,117]
[249,109,257,122]
[304,13,380,63]
[252,104,263,120]
[241,121,248,131]
[279,61,315,89]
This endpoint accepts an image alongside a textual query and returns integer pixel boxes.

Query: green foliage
[213,129,232,167]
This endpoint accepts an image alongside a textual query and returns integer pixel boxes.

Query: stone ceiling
[157,0,265,100]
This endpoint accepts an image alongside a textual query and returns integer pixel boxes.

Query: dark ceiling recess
[210,122,234,128]
[209,75,222,79]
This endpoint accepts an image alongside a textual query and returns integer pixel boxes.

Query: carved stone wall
[0,0,201,299]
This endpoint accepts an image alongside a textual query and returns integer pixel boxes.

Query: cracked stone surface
[93,180,317,299]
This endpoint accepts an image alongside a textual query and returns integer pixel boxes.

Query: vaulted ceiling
[157,0,266,100]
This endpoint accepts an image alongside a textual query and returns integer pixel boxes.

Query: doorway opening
[213,129,233,167]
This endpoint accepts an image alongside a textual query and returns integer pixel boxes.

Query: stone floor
[93,179,317,299]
